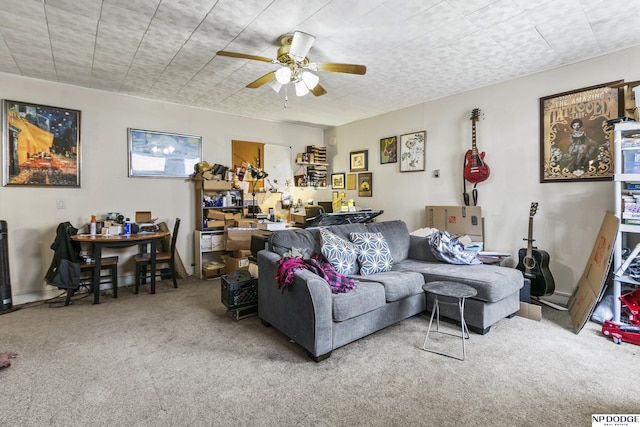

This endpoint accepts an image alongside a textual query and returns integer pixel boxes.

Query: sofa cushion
[395,259,523,302]
[269,228,320,257]
[320,228,359,276]
[363,220,411,262]
[350,232,394,275]
[332,281,386,322]
[352,270,424,302]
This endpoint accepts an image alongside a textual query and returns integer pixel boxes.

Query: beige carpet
[0,277,638,427]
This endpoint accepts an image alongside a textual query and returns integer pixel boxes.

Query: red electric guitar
[463,108,490,183]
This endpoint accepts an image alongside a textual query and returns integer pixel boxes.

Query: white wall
[326,46,640,299]
[0,75,323,303]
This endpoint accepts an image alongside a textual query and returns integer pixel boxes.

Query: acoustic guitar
[516,202,555,297]
[463,108,490,184]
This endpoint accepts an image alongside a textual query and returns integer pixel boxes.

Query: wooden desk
[71,231,169,304]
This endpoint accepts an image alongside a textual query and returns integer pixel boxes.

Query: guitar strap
[462,160,478,206]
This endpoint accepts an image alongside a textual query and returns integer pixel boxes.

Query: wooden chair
[65,256,119,305]
[133,218,180,294]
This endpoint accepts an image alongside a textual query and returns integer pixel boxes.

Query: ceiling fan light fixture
[289,31,315,61]
[301,71,319,89]
[295,80,309,96]
[275,66,292,84]
[269,80,283,93]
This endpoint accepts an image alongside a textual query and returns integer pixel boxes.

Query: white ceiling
[1,0,639,129]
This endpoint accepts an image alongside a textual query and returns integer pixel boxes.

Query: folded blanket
[276,255,356,294]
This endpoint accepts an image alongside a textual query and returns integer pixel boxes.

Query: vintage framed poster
[358,172,372,197]
[380,136,397,164]
[350,150,368,172]
[2,99,81,187]
[400,131,426,172]
[128,128,202,177]
[539,81,623,182]
[331,172,345,189]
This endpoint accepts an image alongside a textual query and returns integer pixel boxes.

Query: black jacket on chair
[45,222,81,290]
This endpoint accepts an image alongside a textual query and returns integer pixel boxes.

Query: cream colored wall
[0,74,323,303]
[326,45,640,299]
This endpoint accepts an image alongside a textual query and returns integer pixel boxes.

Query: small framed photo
[400,131,426,172]
[331,172,345,189]
[350,150,368,172]
[358,172,372,197]
[380,136,397,164]
[128,128,202,177]
[3,99,81,187]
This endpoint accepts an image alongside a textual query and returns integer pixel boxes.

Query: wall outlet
[56,199,65,209]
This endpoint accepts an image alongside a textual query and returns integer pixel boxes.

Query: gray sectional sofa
[257,220,524,361]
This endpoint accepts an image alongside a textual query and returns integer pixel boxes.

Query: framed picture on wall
[128,128,202,177]
[539,81,623,182]
[358,172,372,197]
[331,172,345,189]
[347,173,356,190]
[2,99,81,187]
[350,150,368,172]
[400,131,426,172]
[380,136,397,164]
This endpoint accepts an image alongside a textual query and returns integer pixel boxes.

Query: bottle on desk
[90,215,97,235]
[124,218,131,235]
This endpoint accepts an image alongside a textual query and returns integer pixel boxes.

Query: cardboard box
[206,220,225,229]
[224,256,250,273]
[225,228,269,251]
[233,249,252,258]
[196,178,233,191]
[291,213,307,225]
[135,211,152,223]
[568,211,618,333]
[235,219,258,228]
[207,210,242,222]
[517,302,542,321]
[425,206,483,241]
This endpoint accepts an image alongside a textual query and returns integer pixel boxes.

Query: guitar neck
[526,216,534,257]
[471,120,477,153]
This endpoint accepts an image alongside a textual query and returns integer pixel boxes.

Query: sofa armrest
[408,235,440,262]
[257,250,333,358]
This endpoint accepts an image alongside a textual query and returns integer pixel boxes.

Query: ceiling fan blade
[311,62,367,75]
[310,83,327,97]
[289,31,315,61]
[247,72,276,89]
[216,50,275,63]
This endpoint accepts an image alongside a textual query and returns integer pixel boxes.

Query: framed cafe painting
[539,81,623,183]
[2,99,81,187]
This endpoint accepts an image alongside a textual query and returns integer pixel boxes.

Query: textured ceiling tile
[410,1,460,29]
[0,0,45,19]
[466,0,522,29]
[45,0,102,20]
[99,3,154,31]
[446,0,498,15]
[45,4,99,36]
[384,0,441,19]
[0,0,638,127]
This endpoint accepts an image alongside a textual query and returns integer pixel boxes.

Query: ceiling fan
[216,31,366,97]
